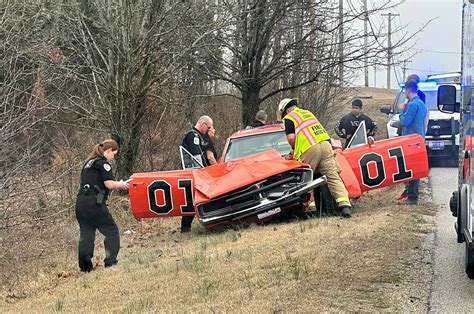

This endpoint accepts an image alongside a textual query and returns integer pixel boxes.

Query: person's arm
[104,180,129,190]
[334,117,347,138]
[399,100,408,110]
[365,116,377,136]
[286,134,296,149]
[206,150,217,165]
[97,161,128,190]
[399,100,417,127]
[284,119,296,149]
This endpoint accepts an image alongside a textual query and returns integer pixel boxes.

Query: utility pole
[401,59,412,80]
[374,64,377,87]
[363,0,369,87]
[338,0,344,86]
[382,12,400,89]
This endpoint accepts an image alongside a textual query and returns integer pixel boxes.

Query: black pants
[75,196,120,272]
[181,215,194,231]
[406,179,420,201]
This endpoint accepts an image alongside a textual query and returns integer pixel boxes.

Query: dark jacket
[335,112,377,147]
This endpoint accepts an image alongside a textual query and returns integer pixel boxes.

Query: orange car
[129,123,428,229]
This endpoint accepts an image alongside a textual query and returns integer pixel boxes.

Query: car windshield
[224,131,291,161]
[395,88,461,112]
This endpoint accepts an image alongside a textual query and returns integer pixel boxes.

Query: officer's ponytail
[86,139,119,161]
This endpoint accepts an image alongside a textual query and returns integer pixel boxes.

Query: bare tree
[53,0,217,178]
[198,0,411,125]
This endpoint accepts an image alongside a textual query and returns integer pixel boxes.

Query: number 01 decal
[147,179,194,215]
[359,147,412,188]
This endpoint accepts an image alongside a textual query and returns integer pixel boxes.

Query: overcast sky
[353,0,463,88]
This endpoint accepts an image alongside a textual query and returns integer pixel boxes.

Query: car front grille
[197,167,312,217]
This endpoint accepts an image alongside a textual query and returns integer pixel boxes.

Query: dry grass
[2,88,435,312]
[1,182,436,312]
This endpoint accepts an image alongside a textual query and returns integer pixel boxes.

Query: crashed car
[129,149,325,229]
[128,123,429,229]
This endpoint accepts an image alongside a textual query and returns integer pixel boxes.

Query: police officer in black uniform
[180,116,215,232]
[75,139,129,272]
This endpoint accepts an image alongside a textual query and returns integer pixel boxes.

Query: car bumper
[197,175,327,226]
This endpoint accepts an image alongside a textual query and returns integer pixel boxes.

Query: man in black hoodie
[335,99,377,148]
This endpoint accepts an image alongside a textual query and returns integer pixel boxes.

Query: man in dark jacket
[246,110,268,128]
[335,99,377,148]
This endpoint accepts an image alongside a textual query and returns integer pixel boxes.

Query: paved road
[429,167,474,312]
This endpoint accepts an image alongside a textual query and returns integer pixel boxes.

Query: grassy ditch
[2,183,436,312]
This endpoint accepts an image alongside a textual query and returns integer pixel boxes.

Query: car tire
[450,191,458,217]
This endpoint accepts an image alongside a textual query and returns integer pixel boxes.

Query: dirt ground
[1,88,438,312]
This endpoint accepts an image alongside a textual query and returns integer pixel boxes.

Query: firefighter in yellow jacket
[278,98,352,218]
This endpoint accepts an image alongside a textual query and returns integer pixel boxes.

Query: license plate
[428,141,445,150]
[257,207,281,219]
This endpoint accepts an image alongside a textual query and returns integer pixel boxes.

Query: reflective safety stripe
[302,128,316,145]
[296,119,319,135]
[288,111,303,124]
[335,196,350,203]
[283,107,330,160]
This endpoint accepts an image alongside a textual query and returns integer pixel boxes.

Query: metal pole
[382,13,400,89]
[402,60,411,81]
[374,65,377,87]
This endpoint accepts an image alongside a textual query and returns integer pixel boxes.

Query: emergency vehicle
[440,0,474,278]
[381,73,461,167]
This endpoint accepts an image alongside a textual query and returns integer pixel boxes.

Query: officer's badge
[103,164,112,171]
[193,137,200,145]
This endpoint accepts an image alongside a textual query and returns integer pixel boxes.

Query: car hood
[391,111,460,121]
[193,150,306,200]
[428,110,460,120]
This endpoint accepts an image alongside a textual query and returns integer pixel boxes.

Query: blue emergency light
[399,81,438,90]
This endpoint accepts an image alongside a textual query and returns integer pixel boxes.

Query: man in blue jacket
[398,79,427,205]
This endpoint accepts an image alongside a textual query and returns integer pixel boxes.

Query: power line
[417,49,461,55]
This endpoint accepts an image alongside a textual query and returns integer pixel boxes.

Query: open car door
[343,134,428,193]
[179,146,204,169]
[128,147,200,219]
[339,121,428,193]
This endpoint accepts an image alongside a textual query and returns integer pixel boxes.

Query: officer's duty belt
[78,184,95,196]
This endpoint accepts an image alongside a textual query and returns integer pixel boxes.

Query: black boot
[339,206,352,218]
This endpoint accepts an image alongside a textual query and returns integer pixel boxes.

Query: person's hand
[399,100,408,110]
[118,180,129,190]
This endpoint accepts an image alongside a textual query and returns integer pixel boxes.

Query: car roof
[228,124,285,139]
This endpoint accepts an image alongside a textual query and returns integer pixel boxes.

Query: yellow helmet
[277,98,297,121]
